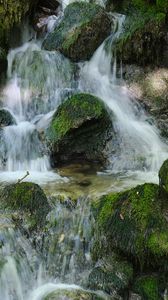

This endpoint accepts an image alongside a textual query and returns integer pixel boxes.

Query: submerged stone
[43,2,112,61]
[0,182,50,230]
[0,109,16,127]
[12,48,75,115]
[44,288,107,300]
[46,93,113,166]
[92,183,168,269]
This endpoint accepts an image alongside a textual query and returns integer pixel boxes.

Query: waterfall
[0,6,168,300]
[0,12,167,183]
[0,37,75,183]
[79,14,168,180]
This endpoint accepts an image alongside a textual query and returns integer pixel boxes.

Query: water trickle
[44,197,93,284]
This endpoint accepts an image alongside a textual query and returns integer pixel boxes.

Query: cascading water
[79,13,168,181]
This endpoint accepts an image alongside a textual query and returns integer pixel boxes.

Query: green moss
[0,182,50,228]
[133,276,160,300]
[148,231,168,256]
[112,0,167,65]
[47,93,109,143]
[92,183,168,267]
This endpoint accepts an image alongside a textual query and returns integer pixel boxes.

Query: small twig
[17,171,30,183]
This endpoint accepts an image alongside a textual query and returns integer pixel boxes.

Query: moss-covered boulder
[87,254,133,296]
[159,159,168,193]
[44,288,107,300]
[43,2,112,62]
[0,109,16,127]
[46,93,113,166]
[92,183,168,270]
[0,182,50,230]
[112,0,167,66]
[132,275,160,300]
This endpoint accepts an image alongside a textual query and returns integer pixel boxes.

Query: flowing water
[0,3,168,299]
[79,14,168,180]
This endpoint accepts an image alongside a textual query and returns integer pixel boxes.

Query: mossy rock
[87,254,133,295]
[46,93,114,166]
[43,2,112,62]
[44,288,107,300]
[111,0,167,66]
[133,275,160,300]
[159,159,168,193]
[0,182,50,230]
[0,109,16,127]
[92,183,168,269]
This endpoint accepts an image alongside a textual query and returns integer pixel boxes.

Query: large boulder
[92,183,168,270]
[43,2,112,61]
[115,17,167,66]
[0,182,50,231]
[111,0,168,66]
[46,93,113,166]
